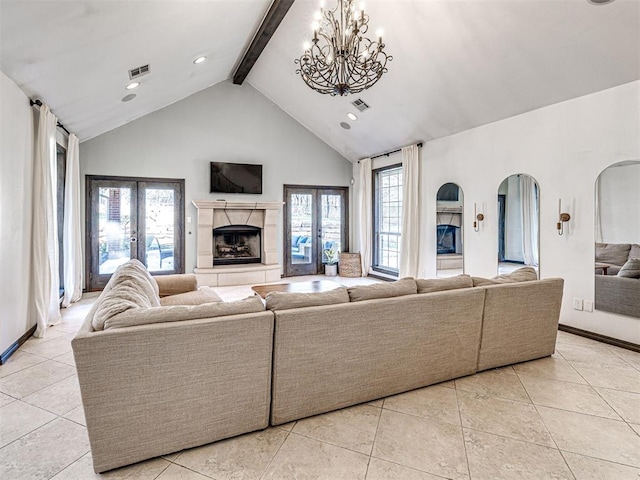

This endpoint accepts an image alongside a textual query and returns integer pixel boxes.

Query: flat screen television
[210,162,262,194]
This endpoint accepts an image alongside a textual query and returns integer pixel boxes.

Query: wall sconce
[557,199,571,235]
[473,203,484,232]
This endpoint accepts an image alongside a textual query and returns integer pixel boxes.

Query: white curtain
[357,158,373,276]
[594,177,603,243]
[62,134,83,307]
[399,144,420,278]
[520,175,539,267]
[32,104,61,336]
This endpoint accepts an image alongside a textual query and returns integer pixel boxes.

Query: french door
[284,185,349,277]
[86,176,185,291]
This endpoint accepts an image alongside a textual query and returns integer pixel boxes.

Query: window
[373,164,402,275]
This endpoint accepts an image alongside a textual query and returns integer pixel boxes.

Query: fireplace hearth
[213,225,261,265]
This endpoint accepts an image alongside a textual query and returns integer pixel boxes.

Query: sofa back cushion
[347,277,417,302]
[629,244,640,260]
[265,287,349,311]
[153,274,198,297]
[103,295,265,330]
[91,260,161,331]
[617,258,640,279]
[159,287,222,306]
[472,267,538,287]
[416,275,473,294]
[595,243,631,266]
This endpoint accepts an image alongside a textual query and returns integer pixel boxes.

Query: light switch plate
[584,300,594,312]
[573,298,583,311]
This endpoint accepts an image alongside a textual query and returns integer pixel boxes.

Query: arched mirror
[594,160,640,318]
[497,174,540,275]
[436,183,464,277]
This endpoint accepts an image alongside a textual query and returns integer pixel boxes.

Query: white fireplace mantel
[192,200,283,286]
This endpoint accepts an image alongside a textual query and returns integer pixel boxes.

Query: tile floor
[1,278,639,479]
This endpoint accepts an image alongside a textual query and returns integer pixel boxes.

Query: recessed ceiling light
[340,122,351,130]
[193,56,206,64]
[126,82,140,90]
[347,112,358,121]
[587,0,615,4]
[121,94,136,102]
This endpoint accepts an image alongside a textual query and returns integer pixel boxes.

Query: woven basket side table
[339,252,362,277]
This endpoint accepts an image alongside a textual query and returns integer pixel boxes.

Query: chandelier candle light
[295,0,392,96]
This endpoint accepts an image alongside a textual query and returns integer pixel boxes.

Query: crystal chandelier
[295,0,392,96]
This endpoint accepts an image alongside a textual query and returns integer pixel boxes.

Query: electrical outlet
[584,300,594,312]
[573,298,583,311]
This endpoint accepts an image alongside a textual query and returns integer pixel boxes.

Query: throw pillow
[104,295,266,330]
[160,286,223,306]
[416,274,473,294]
[265,287,349,311]
[472,276,499,287]
[472,267,538,287]
[91,260,161,330]
[617,258,640,279]
[347,277,417,302]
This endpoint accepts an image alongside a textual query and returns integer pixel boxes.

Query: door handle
[130,237,137,243]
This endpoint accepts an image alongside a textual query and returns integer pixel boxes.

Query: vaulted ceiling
[1,0,639,161]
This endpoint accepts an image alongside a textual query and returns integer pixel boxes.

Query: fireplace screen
[437,225,458,255]
[213,225,261,265]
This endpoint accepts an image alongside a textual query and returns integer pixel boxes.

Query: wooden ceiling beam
[233,0,295,85]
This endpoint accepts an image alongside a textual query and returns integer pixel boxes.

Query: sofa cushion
[103,295,266,330]
[595,243,631,267]
[159,287,222,306]
[347,278,417,302]
[630,244,640,260]
[472,267,538,287]
[153,274,198,297]
[92,260,161,331]
[416,274,473,294]
[265,287,349,311]
[617,258,640,279]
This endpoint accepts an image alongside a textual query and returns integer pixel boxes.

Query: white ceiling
[0,0,272,141]
[1,0,639,160]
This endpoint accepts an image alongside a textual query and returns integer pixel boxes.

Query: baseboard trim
[0,325,37,365]
[558,324,640,353]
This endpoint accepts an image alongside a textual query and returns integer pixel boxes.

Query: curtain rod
[29,99,71,136]
[358,142,423,163]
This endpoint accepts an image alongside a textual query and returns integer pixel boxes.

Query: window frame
[372,163,402,277]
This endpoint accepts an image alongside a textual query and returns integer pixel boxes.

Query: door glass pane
[145,188,175,272]
[321,194,342,263]
[291,193,313,265]
[98,187,132,274]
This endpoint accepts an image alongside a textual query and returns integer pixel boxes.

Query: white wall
[598,162,640,244]
[354,80,640,344]
[80,80,353,274]
[0,71,35,353]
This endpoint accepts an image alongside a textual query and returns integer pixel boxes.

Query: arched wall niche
[497,174,540,276]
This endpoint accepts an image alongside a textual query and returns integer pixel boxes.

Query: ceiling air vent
[351,98,370,112]
[128,64,150,80]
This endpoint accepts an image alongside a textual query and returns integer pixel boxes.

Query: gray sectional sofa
[594,242,640,317]
[72,262,563,473]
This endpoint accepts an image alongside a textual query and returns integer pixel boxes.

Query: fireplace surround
[193,201,282,286]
